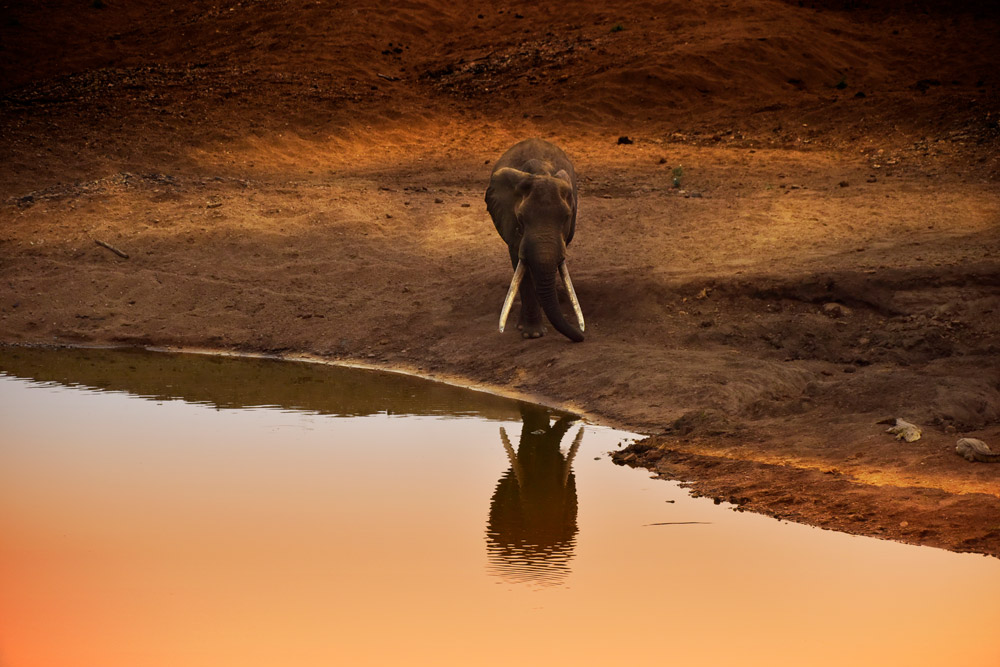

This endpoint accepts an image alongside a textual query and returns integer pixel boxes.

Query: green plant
[672,165,683,188]
[610,23,625,33]
[835,75,847,90]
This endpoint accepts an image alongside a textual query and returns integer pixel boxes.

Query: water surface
[1,348,999,666]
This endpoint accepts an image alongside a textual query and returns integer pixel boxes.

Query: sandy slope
[2,0,999,555]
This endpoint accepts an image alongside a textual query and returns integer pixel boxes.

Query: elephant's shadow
[485,404,583,586]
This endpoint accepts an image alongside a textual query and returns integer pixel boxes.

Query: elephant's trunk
[526,254,584,343]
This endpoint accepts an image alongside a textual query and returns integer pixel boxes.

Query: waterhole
[1,348,999,666]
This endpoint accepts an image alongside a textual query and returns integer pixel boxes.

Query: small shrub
[610,23,625,33]
[672,165,684,188]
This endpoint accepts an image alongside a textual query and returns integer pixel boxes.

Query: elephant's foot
[517,321,546,339]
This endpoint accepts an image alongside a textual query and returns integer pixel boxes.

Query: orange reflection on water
[2,350,1000,667]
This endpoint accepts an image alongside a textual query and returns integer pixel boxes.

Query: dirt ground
[2,0,999,556]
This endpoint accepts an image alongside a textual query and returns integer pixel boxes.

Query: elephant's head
[488,167,586,343]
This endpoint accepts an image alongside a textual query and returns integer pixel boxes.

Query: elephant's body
[486,139,585,342]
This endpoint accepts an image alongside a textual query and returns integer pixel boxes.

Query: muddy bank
[613,439,1000,556]
[3,147,999,555]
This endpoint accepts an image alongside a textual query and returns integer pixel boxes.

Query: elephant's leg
[509,248,545,338]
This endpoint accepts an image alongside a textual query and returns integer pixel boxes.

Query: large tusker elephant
[486,404,583,585]
[485,138,585,342]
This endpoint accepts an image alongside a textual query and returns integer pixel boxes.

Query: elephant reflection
[486,404,583,585]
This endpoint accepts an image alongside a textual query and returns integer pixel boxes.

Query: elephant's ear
[486,168,531,242]
[553,169,578,246]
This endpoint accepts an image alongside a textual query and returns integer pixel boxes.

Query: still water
[1,348,999,667]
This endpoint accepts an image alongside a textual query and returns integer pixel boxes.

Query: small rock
[956,438,1000,463]
[434,198,444,204]
[461,203,471,207]
[822,302,852,318]
[885,418,921,442]
[206,201,222,208]
[658,157,668,164]
[839,180,849,187]
[931,302,959,319]
[617,136,634,145]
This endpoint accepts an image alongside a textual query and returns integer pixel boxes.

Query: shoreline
[4,338,997,559]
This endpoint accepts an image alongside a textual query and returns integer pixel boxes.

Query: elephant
[485,138,585,342]
[486,403,583,585]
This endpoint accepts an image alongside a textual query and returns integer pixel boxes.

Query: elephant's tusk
[499,427,523,488]
[563,426,584,487]
[499,260,525,333]
[559,260,585,332]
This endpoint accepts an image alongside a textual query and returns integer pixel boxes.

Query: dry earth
[2,0,999,556]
